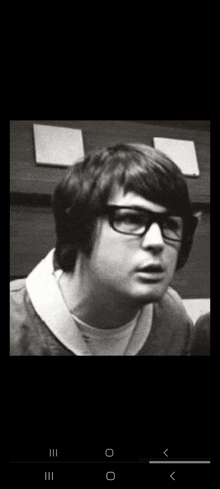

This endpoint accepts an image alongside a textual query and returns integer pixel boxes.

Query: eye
[165,217,179,230]
[163,216,183,235]
[115,212,144,225]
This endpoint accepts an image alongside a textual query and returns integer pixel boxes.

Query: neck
[58,258,141,330]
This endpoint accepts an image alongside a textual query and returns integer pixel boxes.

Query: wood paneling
[10,205,55,278]
[127,120,210,131]
[10,120,210,204]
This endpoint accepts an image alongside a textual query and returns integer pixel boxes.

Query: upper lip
[138,263,165,273]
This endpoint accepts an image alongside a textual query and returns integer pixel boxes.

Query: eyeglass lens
[112,208,183,240]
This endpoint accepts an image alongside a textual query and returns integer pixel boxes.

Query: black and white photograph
[10,120,210,356]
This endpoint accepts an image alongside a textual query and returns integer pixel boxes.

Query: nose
[141,222,164,252]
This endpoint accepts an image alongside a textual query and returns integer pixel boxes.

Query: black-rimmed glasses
[105,205,184,242]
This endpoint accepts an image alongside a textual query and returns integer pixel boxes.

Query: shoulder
[151,287,194,355]
[155,286,191,321]
[10,279,32,355]
[195,312,210,332]
[10,279,27,310]
[190,312,210,355]
[10,279,30,317]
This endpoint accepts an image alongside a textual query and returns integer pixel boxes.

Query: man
[10,143,199,355]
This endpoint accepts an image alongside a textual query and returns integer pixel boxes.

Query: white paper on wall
[153,137,200,177]
[182,299,210,323]
[33,124,84,167]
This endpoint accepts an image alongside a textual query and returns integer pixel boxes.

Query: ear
[193,211,203,225]
[189,211,202,235]
[176,212,202,269]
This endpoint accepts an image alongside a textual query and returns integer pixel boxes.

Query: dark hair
[53,143,198,271]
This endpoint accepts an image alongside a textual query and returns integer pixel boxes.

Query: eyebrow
[107,205,170,214]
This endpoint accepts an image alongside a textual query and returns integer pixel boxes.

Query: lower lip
[137,271,165,282]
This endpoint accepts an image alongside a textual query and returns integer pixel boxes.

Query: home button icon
[105,448,114,457]
[106,471,115,481]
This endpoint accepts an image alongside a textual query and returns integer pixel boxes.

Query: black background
[9,47,211,486]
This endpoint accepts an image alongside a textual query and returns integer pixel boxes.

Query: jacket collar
[26,249,92,355]
[26,249,153,355]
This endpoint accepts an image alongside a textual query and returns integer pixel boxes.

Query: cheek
[91,239,127,271]
[89,225,131,274]
[164,245,180,276]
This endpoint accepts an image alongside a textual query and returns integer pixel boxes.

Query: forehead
[108,188,168,213]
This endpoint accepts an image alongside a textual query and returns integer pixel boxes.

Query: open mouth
[137,265,166,281]
[141,265,164,273]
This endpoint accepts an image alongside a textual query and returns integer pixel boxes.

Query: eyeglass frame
[104,205,185,242]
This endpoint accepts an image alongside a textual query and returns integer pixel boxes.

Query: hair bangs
[94,146,191,215]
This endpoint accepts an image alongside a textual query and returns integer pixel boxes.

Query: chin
[129,282,168,304]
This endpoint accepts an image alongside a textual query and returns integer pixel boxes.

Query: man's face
[86,189,182,305]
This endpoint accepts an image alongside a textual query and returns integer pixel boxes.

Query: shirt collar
[26,249,92,355]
